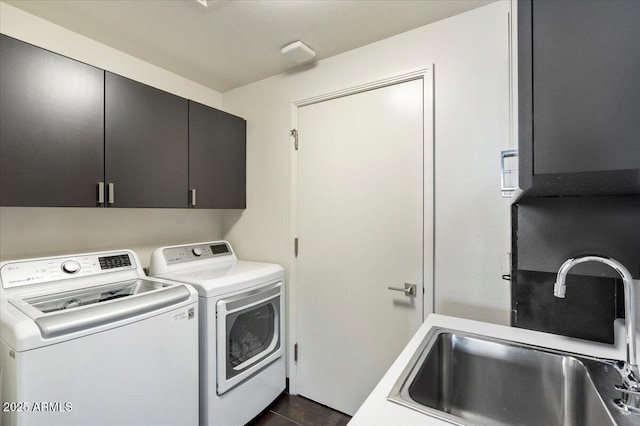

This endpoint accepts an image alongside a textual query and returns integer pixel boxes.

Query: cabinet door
[0,35,104,207]
[531,0,640,176]
[189,101,246,209]
[105,72,188,208]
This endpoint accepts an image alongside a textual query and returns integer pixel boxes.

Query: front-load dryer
[149,240,285,426]
[0,249,199,426]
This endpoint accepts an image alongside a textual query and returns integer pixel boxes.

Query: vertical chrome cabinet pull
[388,283,417,297]
[500,149,519,197]
[97,182,105,204]
[107,183,115,205]
[190,189,197,207]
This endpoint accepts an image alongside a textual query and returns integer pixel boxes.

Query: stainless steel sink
[388,329,637,426]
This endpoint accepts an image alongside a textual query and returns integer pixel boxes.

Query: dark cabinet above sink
[518,0,640,196]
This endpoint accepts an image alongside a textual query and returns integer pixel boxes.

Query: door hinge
[294,238,298,257]
[290,129,298,150]
[294,343,298,362]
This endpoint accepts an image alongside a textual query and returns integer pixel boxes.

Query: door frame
[288,66,435,395]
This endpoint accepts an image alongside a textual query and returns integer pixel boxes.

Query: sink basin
[388,329,635,425]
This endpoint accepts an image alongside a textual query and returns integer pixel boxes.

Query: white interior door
[295,77,428,415]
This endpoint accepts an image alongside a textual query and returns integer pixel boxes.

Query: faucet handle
[615,385,640,396]
[614,384,640,415]
[615,361,640,391]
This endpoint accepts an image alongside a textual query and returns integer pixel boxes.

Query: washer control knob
[192,248,204,257]
[61,260,81,274]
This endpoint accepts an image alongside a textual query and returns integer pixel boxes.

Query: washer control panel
[1,252,136,289]
[162,242,232,265]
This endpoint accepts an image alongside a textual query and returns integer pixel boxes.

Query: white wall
[0,1,513,316]
[0,208,223,268]
[221,1,512,325]
[0,2,225,266]
[0,2,222,108]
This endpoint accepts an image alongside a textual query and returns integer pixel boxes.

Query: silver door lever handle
[388,283,416,297]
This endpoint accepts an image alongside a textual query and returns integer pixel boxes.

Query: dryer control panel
[1,251,137,289]
[162,242,233,265]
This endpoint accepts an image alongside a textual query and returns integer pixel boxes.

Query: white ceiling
[6,0,495,93]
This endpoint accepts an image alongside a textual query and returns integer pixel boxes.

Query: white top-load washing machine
[0,249,199,426]
[149,241,285,426]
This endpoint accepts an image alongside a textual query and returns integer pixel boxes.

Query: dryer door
[216,281,283,395]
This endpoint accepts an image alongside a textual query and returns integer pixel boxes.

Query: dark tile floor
[249,393,351,426]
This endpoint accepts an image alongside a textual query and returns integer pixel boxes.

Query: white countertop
[349,314,632,425]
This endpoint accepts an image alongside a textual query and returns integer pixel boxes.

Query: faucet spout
[553,255,638,391]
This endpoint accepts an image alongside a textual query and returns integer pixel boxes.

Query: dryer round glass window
[215,282,282,394]
[226,300,278,378]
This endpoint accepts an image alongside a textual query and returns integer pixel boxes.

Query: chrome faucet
[553,255,640,413]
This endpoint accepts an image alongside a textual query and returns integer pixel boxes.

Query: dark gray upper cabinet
[1,37,245,209]
[189,101,246,209]
[105,72,188,208]
[0,35,104,207]
[518,0,640,196]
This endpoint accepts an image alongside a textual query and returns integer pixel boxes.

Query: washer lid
[20,279,173,314]
[9,279,191,339]
[157,260,284,297]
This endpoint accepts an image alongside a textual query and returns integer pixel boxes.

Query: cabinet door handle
[190,189,196,207]
[97,182,105,204]
[107,183,115,205]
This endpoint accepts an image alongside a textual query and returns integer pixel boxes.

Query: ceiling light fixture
[281,41,316,63]
[195,0,207,8]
